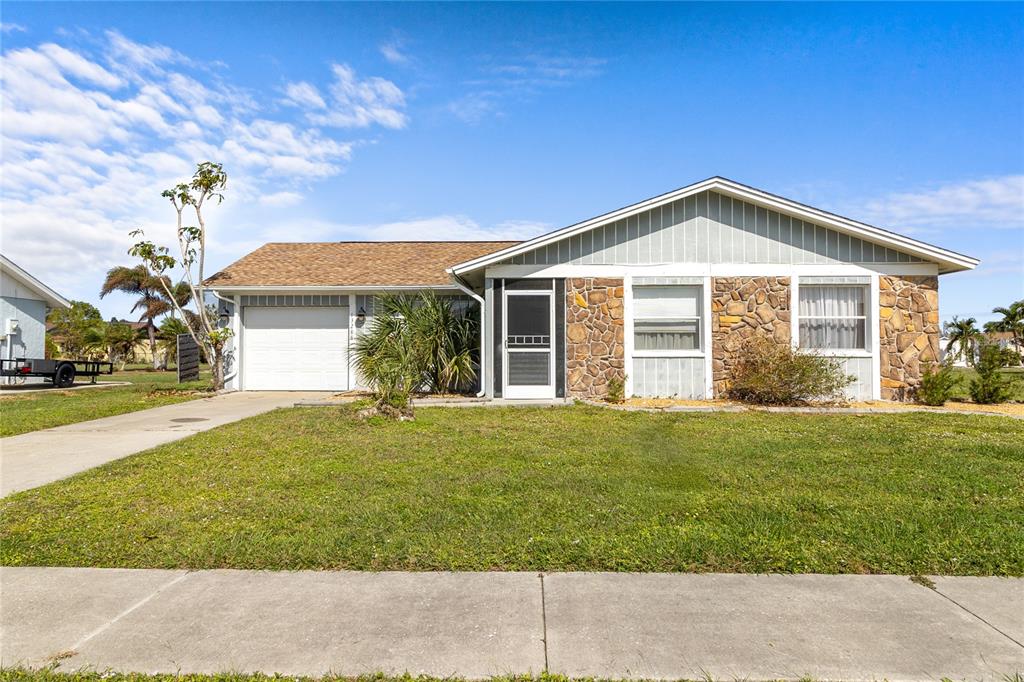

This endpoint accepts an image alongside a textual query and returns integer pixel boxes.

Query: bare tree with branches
[129,162,233,390]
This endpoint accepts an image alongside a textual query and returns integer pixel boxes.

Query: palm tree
[99,266,193,369]
[944,316,983,364]
[351,292,478,416]
[984,300,1024,361]
[157,317,192,368]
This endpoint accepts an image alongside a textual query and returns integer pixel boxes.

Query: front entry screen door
[504,291,555,398]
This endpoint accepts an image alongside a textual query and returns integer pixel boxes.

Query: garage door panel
[243,307,349,391]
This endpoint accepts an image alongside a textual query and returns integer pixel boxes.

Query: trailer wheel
[54,362,76,388]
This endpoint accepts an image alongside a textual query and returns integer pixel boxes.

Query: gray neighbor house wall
[1,258,67,384]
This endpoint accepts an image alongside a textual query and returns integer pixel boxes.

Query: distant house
[942,331,1024,368]
[207,177,979,401]
[1,255,71,381]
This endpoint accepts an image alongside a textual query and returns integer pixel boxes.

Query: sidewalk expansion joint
[538,572,549,671]
[68,571,192,654]
[920,581,1024,649]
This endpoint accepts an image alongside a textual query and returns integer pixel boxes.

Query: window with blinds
[632,285,702,352]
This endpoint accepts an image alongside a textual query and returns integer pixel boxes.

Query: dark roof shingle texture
[206,241,519,287]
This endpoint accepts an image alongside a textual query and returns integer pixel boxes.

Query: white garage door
[243,306,349,390]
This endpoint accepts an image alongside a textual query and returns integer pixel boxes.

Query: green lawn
[2,405,1021,575]
[0,367,211,437]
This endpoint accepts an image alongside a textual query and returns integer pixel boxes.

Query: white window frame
[631,284,704,358]
[796,283,871,356]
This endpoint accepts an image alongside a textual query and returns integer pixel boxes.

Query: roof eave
[0,255,72,309]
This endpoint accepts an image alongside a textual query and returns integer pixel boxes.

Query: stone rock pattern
[710,276,791,397]
[878,275,939,401]
[566,278,625,398]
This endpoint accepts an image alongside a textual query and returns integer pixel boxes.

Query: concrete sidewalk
[1,568,1020,680]
[0,392,324,497]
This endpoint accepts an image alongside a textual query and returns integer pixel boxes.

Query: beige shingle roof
[206,241,519,288]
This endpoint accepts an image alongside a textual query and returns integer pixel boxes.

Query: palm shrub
[727,336,855,405]
[968,341,1015,404]
[351,292,478,418]
[916,360,959,406]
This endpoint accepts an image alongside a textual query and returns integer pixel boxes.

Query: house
[208,177,979,401]
[1,254,71,382]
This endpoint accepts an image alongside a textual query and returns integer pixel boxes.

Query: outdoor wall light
[356,306,366,324]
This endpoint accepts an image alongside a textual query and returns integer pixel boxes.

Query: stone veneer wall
[566,278,625,398]
[710,276,791,397]
[879,275,939,401]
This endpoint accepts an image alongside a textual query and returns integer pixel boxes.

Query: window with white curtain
[633,285,701,352]
[798,285,868,350]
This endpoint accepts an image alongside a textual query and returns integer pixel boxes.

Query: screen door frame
[502,286,556,399]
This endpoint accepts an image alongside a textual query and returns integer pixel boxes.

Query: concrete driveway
[0,392,325,497]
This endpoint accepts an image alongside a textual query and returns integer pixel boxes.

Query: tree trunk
[147,320,159,370]
[212,348,225,391]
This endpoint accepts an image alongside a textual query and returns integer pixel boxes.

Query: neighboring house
[942,331,1024,367]
[208,177,979,401]
[938,336,971,367]
[1,254,71,382]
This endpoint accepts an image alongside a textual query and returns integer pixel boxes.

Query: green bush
[605,375,626,403]
[997,347,1022,368]
[916,361,959,406]
[727,336,855,405]
[351,292,478,417]
[969,342,1015,404]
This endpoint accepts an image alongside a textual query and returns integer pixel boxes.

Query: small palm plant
[944,316,982,364]
[351,291,478,418]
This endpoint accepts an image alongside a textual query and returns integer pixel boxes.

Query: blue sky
[1,2,1021,324]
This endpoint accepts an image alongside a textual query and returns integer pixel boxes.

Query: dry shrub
[727,336,855,405]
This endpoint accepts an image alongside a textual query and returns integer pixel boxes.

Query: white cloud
[281,81,325,109]
[1,23,27,34]
[39,43,124,89]
[447,91,501,124]
[341,215,545,242]
[864,175,1024,231]
[0,32,400,312]
[379,40,409,65]
[284,63,407,129]
[450,53,606,122]
[258,191,304,208]
[105,30,186,75]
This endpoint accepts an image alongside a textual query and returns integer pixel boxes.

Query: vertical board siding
[631,357,706,398]
[501,191,924,267]
[836,356,873,400]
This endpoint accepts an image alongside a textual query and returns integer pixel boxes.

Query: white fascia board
[450,177,979,275]
[486,262,940,279]
[211,284,461,295]
[0,254,71,309]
